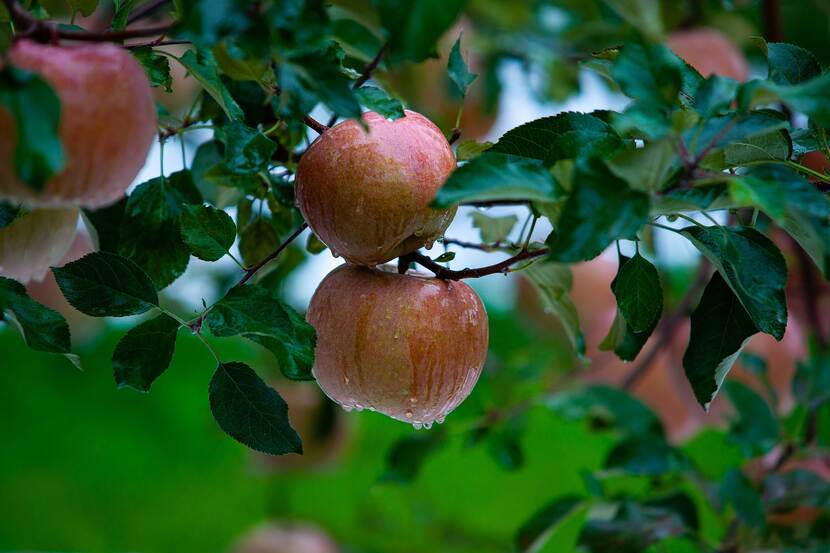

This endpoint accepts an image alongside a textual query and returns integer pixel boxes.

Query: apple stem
[303,116,329,135]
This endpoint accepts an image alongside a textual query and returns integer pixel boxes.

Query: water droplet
[436,416,445,424]
[343,375,350,384]
[331,251,340,259]
[405,409,413,419]
[409,396,418,404]
[354,403,364,412]
[367,406,376,412]
[422,422,432,430]
[393,332,399,340]
[412,422,423,430]
[342,405,353,412]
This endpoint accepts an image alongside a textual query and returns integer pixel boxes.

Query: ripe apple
[666,28,750,82]
[306,264,489,426]
[295,110,457,266]
[800,151,830,182]
[230,522,339,553]
[0,40,156,208]
[0,207,78,283]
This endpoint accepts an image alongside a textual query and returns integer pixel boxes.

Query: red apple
[666,28,750,82]
[800,151,830,182]
[295,110,457,266]
[0,40,156,208]
[307,264,488,426]
[230,522,339,553]
[0,207,78,283]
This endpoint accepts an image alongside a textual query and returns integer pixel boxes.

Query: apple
[230,522,339,553]
[306,264,489,427]
[295,110,457,266]
[0,40,157,208]
[800,151,830,182]
[0,207,78,283]
[666,28,750,82]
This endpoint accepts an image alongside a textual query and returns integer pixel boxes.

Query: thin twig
[303,116,329,135]
[125,39,190,50]
[461,199,533,208]
[236,223,308,286]
[352,42,388,90]
[408,248,548,280]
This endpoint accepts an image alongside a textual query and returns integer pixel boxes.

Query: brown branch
[622,261,711,390]
[237,223,308,286]
[440,237,501,252]
[126,0,171,26]
[408,248,547,280]
[126,39,190,50]
[353,42,388,90]
[449,128,462,145]
[303,115,328,135]
[460,199,532,208]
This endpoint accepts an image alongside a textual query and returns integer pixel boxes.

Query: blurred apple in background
[800,151,830,182]
[0,208,78,283]
[666,28,750,82]
[230,522,339,553]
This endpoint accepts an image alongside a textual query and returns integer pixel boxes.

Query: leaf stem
[406,247,548,280]
[236,222,308,286]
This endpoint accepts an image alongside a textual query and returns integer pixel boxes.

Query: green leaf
[113,313,180,392]
[381,429,446,483]
[178,49,243,121]
[447,34,477,99]
[720,468,765,529]
[456,139,493,161]
[209,361,302,455]
[679,226,787,340]
[206,285,316,381]
[523,260,583,354]
[179,204,236,262]
[711,129,791,168]
[0,276,71,355]
[489,112,623,164]
[602,0,662,41]
[238,218,279,266]
[222,122,277,175]
[742,72,830,127]
[547,162,649,262]
[375,0,465,63]
[305,232,327,255]
[175,0,252,45]
[610,41,686,107]
[433,251,455,263]
[431,154,558,208]
[0,201,21,229]
[0,66,64,191]
[724,380,779,455]
[515,495,584,553]
[604,435,687,475]
[607,138,679,192]
[614,253,662,333]
[547,385,664,437]
[118,171,202,289]
[354,86,405,120]
[682,111,788,159]
[694,75,739,117]
[766,42,822,86]
[287,48,362,120]
[469,212,518,244]
[52,252,159,317]
[111,0,134,30]
[682,272,758,408]
[83,197,127,253]
[131,46,172,92]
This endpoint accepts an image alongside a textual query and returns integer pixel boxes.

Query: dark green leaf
[767,42,822,86]
[175,0,252,45]
[52,252,158,317]
[238,218,279,266]
[720,468,765,529]
[610,41,686,107]
[712,129,791,168]
[83,197,127,253]
[118,172,202,289]
[287,48,362,120]
[724,380,779,455]
[0,201,21,229]
[209,361,302,455]
[682,111,788,160]
[178,49,244,121]
[179,204,236,262]
[354,86,405,120]
[489,112,623,164]
[679,226,787,340]
[515,495,583,553]
[431,153,558,208]
[131,46,172,92]
[456,139,493,161]
[547,162,649,262]
[694,75,739,117]
[607,138,679,192]
[683,272,759,408]
[469,212,517,244]
[113,313,180,392]
[0,276,71,355]
[206,285,316,381]
[381,428,446,483]
[111,0,134,30]
[605,436,686,475]
[447,34,477,99]
[614,253,662,333]
[375,0,465,63]
[0,66,64,191]
[547,385,664,438]
[222,122,277,175]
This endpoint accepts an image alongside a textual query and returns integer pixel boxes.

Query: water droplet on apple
[343,375,350,384]
[405,409,414,419]
[422,422,432,430]
[342,404,354,412]
[435,416,445,425]
[412,422,423,430]
[409,396,418,404]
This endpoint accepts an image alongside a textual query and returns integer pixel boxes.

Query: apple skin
[307,264,489,426]
[801,151,830,182]
[230,523,339,553]
[295,110,457,266]
[0,40,156,208]
[0,207,78,283]
[666,28,750,82]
